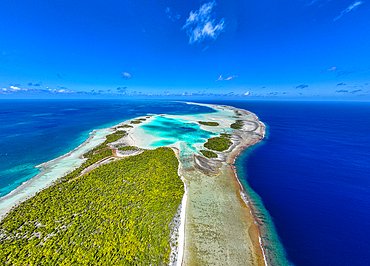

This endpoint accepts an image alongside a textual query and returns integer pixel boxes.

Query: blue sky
[1,0,369,100]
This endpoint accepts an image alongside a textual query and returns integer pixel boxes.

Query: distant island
[0,103,276,265]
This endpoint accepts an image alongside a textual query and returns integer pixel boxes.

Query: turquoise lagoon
[141,116,217,149]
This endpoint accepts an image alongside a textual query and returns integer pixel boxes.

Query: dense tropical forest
[0,147,184,265]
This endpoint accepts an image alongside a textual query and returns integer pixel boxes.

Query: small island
[0,103,268,265]
[198,121,219,126]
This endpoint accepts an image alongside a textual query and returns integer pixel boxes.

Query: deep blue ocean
[197,100,370,265]
[1,99,369,265]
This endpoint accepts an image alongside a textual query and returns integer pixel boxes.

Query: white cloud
[215,74,238,81]
[225,75,238,80]
[334,1,364,21]
[215,75,223,81]
[182,1,225,44]
[10,86,21,90]
[122,72,132,79]
[244,91,250,96]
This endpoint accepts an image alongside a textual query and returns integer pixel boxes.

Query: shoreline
[229,121,268,265]
[168,146,187,266]
[207,103,268,265]
[176,161,188,266]
[34,129,101,168]
[228,111,290,266]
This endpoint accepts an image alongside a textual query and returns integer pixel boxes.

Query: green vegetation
[198,121,219,126]
[82,131,126,159]
[230,120,244,129]
[204,136,233,152]
[117,124,133,128]
[130,118,146,125]
[0,148,183,265]
[200,150,218,159]
[118,146,143,152]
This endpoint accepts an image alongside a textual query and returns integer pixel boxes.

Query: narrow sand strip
[176,175,188,266]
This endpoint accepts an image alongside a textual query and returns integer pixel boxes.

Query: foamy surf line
[233,166,268,266]
[231,117,290,266]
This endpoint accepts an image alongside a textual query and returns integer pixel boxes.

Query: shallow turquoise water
[142,116,216,149]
